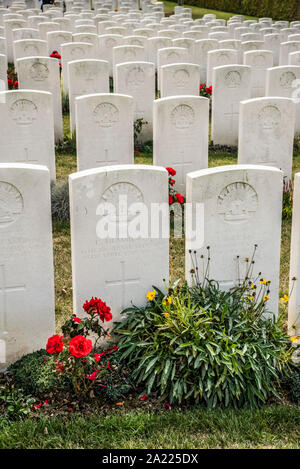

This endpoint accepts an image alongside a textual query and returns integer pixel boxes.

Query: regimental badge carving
[70,46,84,57]
[10,99,38,126]
[93,102,119,128]
[171,104,195,129]
[258,105,281,130]
[217,182,258,223]
[126,66,145,87]
[167,51,180,60]
[29,61,49,81]
[216,52,230,64]
[224,71,242,88]
[0,182,24,228]
[253,54,266,66]
[173,69,190,87]
[124,48,136,59]
[100,182,143,223]
[130,38,143,47]
[280,71,296,89]
[105,38,117,48]
[23,44,39,55]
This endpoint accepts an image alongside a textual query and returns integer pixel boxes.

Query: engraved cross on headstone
[173,148,193,187]
[0,265,25,336]
[105,260,140,310]
[224,103,240,135]
[17,147,38,163]
[96,148,118,165]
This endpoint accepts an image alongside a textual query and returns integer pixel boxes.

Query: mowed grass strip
[0,405,299,449]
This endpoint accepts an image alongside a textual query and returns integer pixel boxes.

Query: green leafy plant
[114,250,292,408]
[0,384,35,419]
[7,349,71,395]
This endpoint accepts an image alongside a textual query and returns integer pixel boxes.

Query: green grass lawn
[0,405,299,449]
[162,1,258,21]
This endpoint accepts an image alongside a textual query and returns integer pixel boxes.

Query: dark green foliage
[7,348,133,402]
[114,283,292,408]
[51,181,70,221]
[7,349,71,396]
[282,364,300,404]
[0,385,35,420]
[62,92,69,115]
[184,0,300,21]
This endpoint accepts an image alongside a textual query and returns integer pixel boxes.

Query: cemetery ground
[0,116,299,450]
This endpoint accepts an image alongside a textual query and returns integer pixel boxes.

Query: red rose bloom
[169,195,173,205]
[46,335,64,354]
[73,316,81,323]
[14,81,18,88]
[166,167,176,176]
[69,335,93,358]
[83,297,112,322]
[176,193,184,204]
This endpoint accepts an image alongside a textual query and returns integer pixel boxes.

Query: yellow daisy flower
[264,295,269,301]
[260,279,268,285]
[146,290,156,302]
[280,294,289,303]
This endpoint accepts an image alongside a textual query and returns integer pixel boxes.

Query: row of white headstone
[0,86,296,194]
[1,161,300,369]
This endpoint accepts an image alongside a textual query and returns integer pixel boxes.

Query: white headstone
[0,163,55,369]
[61,41,95,93]
[17,56,63,143]
[157,46,187,90]
[238,97,295,181]
[194,38,219,83]
[266,65,300,134]
[243,50,273,97]
[69,164,169,330]
[185,164,283,316]
[0,90,56,180]
[160,62,200,97]
[13,39,48,65]
[76,93,134,171]
[153,96,209,196]
[68,59,109,134]
[47,30,73,55]
[115,61,155,142]
[212,64,251,146]
[207,48,239,86]
[98,34,123,76]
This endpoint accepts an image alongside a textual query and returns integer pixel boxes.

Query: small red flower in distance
[46,335,64,354]
[14,81,18,88]
[176,193,184,204]
[170,178,175,186]
[141,395,147,401]
[69,335,93,358]
[166,167,176,176]
[83,297,112,322]
[169,195,173,205]
[73,316,81,323]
